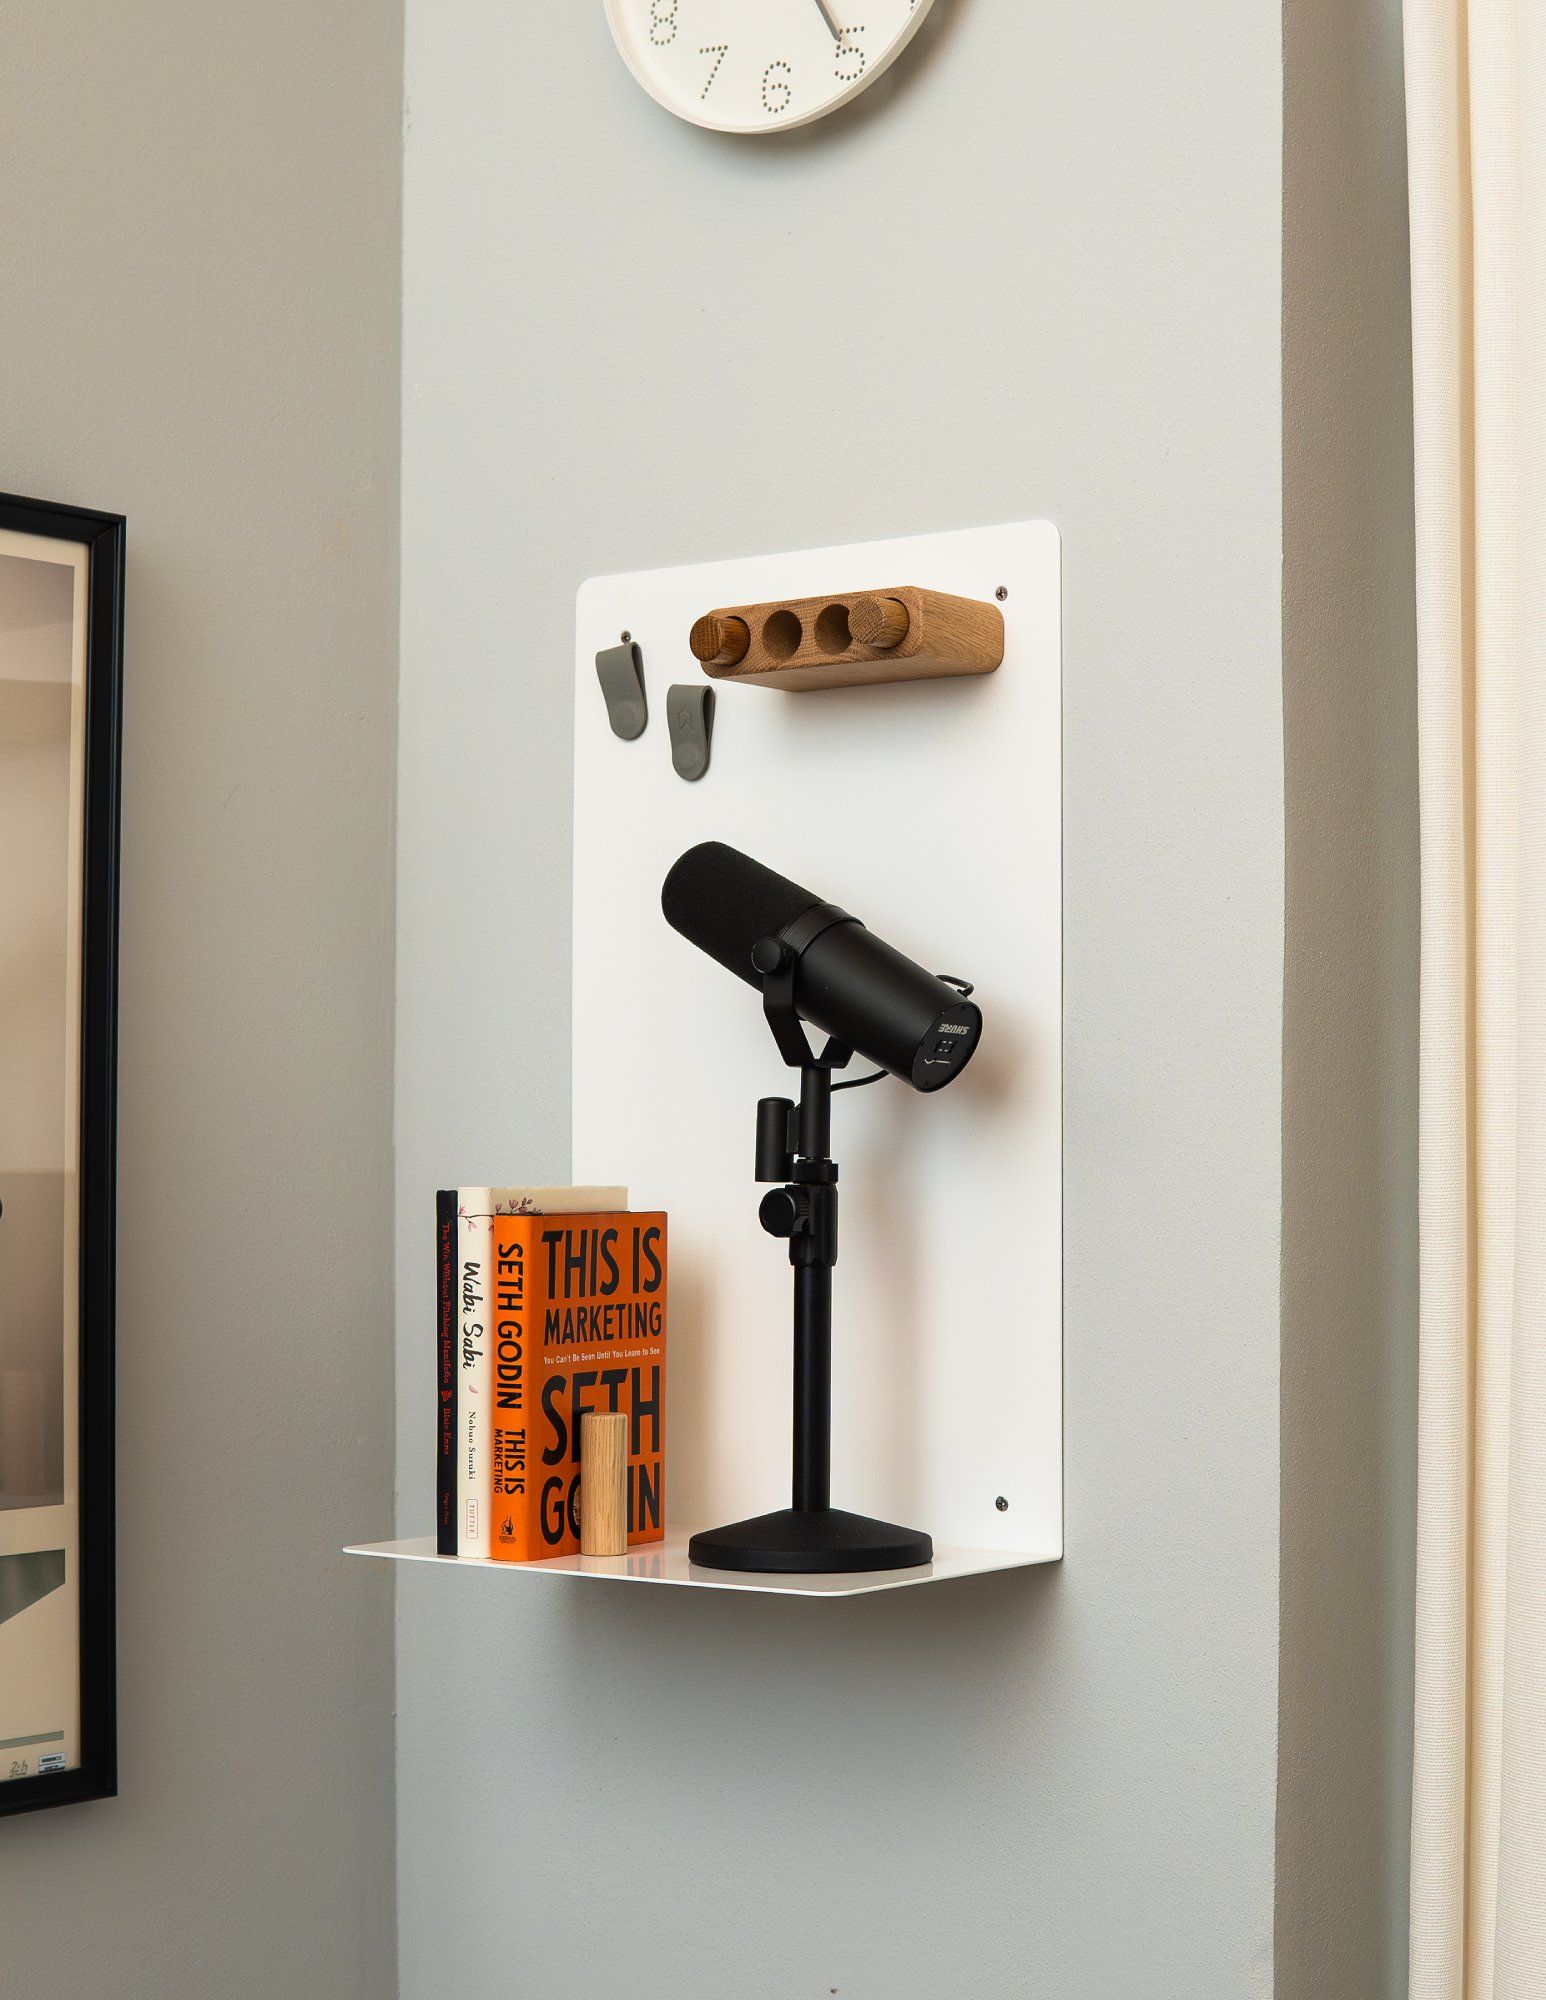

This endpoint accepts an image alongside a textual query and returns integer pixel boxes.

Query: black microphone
[661,841,981,1092]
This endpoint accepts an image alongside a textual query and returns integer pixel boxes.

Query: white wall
[397,7,1285,1996]
[0,5,401,1996]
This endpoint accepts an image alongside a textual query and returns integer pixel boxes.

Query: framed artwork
[0,493,122,1816]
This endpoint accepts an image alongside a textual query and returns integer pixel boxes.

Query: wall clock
[603,1,938,134]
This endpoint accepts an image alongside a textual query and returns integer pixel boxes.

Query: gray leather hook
[596,639,647,740]
[668,684,714,781]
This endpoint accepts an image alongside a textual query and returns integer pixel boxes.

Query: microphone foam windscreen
[661,841,819,986]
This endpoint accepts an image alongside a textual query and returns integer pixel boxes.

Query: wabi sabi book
[488,1210,667,1562]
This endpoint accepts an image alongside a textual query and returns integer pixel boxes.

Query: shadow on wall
[1279,0,1419,1996]
[548,1561,1066,1940]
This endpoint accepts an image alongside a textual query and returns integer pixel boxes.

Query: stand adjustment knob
[758,1187,808,1239]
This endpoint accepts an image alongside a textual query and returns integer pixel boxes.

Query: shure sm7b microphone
[660,841,981,1091]
[660,838,981,1573]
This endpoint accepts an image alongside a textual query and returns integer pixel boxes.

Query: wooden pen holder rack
[689,586,1004,693]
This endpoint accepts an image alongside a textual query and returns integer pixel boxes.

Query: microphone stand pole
[685,940,933,1575]
[785,1059,836,1517]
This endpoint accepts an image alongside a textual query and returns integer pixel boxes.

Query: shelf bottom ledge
[343,1533,1058,1598]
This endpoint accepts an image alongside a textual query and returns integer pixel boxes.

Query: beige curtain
[1404,4,1546,1996]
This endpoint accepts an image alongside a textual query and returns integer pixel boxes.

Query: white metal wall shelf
[573,521,1064,1573]
[345,1536,1054,1598]
[350,519,1063,1600]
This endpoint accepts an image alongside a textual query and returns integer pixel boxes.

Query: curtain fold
[1405,3,1546,1995]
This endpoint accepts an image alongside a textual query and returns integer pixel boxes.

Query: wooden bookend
[687,586,1004,692]
[580,1411,628,1557]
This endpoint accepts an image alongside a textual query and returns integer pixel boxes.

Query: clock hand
[813,0,842,39]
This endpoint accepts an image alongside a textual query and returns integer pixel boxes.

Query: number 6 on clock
[603,0,938,134]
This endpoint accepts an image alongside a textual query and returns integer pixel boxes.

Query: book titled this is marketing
[488,1209,667,1562]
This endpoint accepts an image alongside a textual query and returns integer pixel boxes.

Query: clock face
[603,0,938,134]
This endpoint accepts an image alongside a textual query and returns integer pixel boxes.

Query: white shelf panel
[346,1535,1056,1599]
[573,521,1064,1560]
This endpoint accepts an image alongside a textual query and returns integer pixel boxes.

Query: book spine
[489,1214,542,1561]
[435,1190,458,1555]
[456,1188,494,1558]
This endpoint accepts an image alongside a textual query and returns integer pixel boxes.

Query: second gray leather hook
[596,639,647,740]
[668,683,714,781]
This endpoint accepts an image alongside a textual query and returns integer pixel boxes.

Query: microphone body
[662,841,981,1092]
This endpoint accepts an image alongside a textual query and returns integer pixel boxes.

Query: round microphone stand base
[688,1507,933,1575]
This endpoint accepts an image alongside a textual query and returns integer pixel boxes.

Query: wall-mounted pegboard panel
[572,522,1062,1577]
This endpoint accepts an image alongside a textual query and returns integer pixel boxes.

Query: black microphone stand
[686,936,934,1574]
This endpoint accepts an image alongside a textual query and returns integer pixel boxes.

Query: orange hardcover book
[488,1210,667,1561]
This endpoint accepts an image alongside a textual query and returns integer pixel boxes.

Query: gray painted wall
[0,5,401,1996]
[396,7,1284,1996]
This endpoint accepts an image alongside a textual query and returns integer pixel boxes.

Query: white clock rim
[602,0,938,135]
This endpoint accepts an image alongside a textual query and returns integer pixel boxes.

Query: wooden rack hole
[762,609,803,660]
[813,603,852,654]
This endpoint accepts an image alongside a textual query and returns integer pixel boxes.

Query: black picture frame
[0,492,123,1818]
